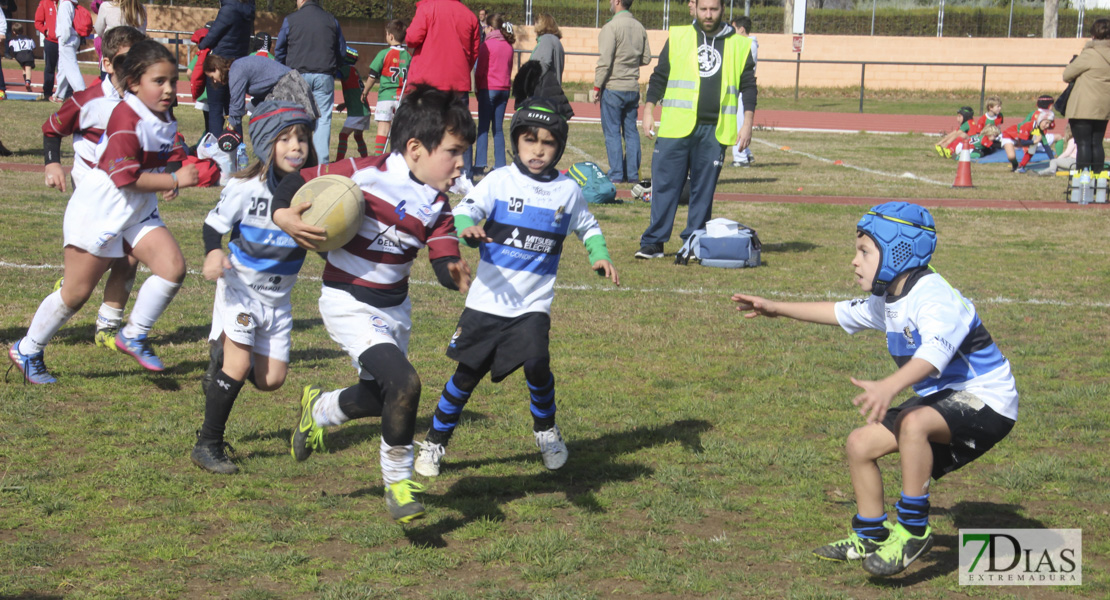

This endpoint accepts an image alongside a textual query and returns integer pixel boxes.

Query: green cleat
[94,326,119,350]
[862,523,933,576]
[813,522,892,562]
[290,385,326,461]
[384,479,427,523]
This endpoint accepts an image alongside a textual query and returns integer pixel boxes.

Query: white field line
[3,260,1108,309]
[749,137,950,186]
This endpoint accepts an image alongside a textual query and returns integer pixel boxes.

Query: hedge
[148,1,1110,39]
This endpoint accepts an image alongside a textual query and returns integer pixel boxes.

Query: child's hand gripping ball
[289,174,365,251]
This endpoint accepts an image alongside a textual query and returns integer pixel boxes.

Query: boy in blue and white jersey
[732,202,1017,577]
[191,100,317,474]
[414,97,620,478]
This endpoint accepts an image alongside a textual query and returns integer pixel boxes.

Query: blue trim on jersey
[480,243,562,276]
[238,223,300,249]
[913,345,1009,395]
[228,243,304,275]
[886,329,923,357]
[490,199,572,237]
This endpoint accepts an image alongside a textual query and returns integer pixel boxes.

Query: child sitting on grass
[732,202,1017,577]
[934,106,973,157]
[412,96,619,479]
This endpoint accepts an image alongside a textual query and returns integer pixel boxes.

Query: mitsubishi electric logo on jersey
[523,234,556,254]
[505,228,524,248]
[960,529,1081,586]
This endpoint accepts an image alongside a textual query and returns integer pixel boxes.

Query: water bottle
[235,143,248,172]
[1080,169,1092,205]
[1097,172,1108,204]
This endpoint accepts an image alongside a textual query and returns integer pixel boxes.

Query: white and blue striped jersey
[834,270,1018,421]
[458,165,604,318]
[205,177,306,305]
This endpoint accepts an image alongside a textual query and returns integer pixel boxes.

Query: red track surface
[8,68,1108,210]
[0,67,970,135]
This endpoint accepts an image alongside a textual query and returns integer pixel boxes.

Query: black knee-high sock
[337,379,384,420]
[336,345,422,446]
[198,370,245,444]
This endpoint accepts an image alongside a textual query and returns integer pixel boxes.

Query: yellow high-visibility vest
[657,25,752,145]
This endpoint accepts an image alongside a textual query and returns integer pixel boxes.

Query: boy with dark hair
[41,24,146,349]
[934,106,974,158]
[272,85,475,523]
[413,96,619,478]
[362,19,411,156]
[733,202,1017,576]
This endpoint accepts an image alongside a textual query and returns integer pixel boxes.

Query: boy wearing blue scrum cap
[732,202,1018,576]
[412,97,620,478]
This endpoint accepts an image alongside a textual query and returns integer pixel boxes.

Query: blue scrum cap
[857,201,937,296]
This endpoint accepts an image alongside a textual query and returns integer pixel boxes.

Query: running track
[6,69,1106,211]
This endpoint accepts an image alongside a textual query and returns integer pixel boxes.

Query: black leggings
[1069,118,1109,172]
[336,344,422,446]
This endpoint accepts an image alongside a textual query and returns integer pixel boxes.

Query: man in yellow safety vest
[635,0,756,260]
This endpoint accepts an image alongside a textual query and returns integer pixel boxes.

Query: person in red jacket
[406,0,480,180]
[34,0,60,100]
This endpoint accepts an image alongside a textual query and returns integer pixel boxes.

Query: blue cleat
[8,344,57,384]
[115,331,165,371]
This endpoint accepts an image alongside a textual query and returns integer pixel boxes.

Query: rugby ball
[290,174,365,251]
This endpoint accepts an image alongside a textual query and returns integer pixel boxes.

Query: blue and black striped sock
[528,374,556,432]
[427,376,472,446]
[896,492,931,537]
[851,513,890,542]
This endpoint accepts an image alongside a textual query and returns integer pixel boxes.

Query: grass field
[0,99,1108,599]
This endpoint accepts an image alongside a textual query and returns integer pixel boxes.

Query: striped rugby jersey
[205,177,306,305]
[42,77,121,187]
[457,164,603,318]
[835,270,1018,421]
[96,93,187,189]
[302,152,460,295]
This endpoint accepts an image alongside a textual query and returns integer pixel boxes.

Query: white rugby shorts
[62,169,164,258]
[318,285,412,380]
[208,274,293,363]
[374,100,399,123]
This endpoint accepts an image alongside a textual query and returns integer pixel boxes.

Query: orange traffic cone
[953,149,974,188]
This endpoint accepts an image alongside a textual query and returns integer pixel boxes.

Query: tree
[1044,0,1059,38]
[784,0,794,33]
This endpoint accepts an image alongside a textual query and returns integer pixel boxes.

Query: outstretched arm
[850,358,937,425]
[731,293,839,325]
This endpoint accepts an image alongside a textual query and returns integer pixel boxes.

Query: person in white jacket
[54,0,85,99]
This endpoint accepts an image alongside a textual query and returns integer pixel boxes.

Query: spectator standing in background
[94,0,146,35]
[54,0,87,100]
[406,0,480,185]
[198,0,256,139]
[34,0,61,101]
[595,0,651,184]
[1062,17,1110,178]
[473,13,514,177]
[0,6,6,99]
[636,0,757,260]
[730,16,757,167]
[275,0,345,162]
[530,13,564,83]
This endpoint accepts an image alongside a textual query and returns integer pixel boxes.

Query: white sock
[380,438,413,485]
[19,290,78,355]
[121,275,180,339]
[95,304,124,330]
[312,390,349,427]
